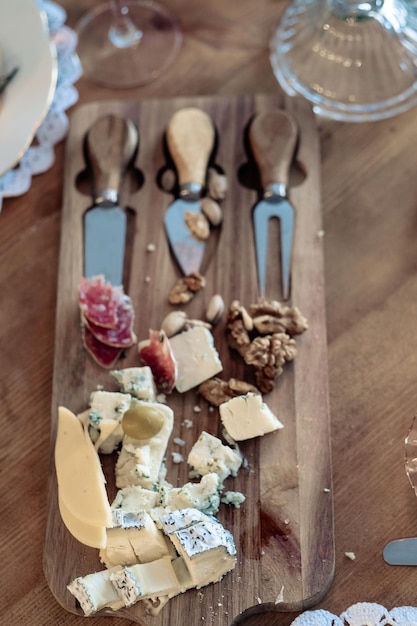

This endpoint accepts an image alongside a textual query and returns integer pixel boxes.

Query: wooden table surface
[3,1,417,624]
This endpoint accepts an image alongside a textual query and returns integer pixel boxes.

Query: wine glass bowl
[270,0,417,121]
[76,0,182,88]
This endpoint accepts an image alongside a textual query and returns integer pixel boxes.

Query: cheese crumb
[344,551,356,560]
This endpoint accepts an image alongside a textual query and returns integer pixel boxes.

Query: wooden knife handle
[86,115,139,199]
[249,110,298,189]
[166,107,215,188]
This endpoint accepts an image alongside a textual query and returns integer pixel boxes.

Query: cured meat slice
[78,275,124,329]
[138,330,177,393]
[82,325,123,369]
[84,295,136,348]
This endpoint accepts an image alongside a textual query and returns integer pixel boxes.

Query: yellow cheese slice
[55,406,112,528]
[58,494,107,549]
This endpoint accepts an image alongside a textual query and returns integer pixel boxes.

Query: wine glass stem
[109,0,143,48]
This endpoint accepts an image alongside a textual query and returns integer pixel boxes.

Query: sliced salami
[78,275,124,329]
[82,325,124,369]
[138,329,178,393]
[83,295,136,348]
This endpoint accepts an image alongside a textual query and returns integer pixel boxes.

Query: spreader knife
[249,110,298,300]
[164,107,215,275]
[84,114,138,285]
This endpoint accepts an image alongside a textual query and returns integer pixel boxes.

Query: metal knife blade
[84,114,138,285]
[164,107,215,275]
[249,110,299,300]
[383,537,417,565]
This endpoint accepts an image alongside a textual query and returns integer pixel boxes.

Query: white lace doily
[0,0,81,211]
[290,603,417,626]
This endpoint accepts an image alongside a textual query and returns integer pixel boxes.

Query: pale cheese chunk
[219,392,284,440]
[188,431,242,483]
[67,566,125,616]
[58,495,107,549]
[111,367,156,401]
[115,401,173,489]
[55,407,112,528]
[168,327,223,392]
[110,556,180,607]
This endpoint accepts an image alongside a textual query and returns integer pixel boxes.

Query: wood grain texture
[43,92,333,624]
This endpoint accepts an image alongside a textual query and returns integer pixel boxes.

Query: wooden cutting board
[43,93,334,625]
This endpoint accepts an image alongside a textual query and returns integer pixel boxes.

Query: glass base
[270,0,417,122]
[76,1,182,88]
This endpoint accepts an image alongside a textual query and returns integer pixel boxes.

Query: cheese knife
[164,107,215,275]
[248,110,298,300]
[84,114,139,286]
[383,538,417,565]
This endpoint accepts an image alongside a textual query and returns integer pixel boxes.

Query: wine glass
[270,0,417,121]
[76,0,182,88]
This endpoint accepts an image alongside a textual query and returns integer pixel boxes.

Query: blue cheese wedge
[100,510,171,568]
[115,402,173,489]
[187,431,242,483]
[219,392,284,440]
[158,508,237,589]
[88,390,132,454]
[168,326,223,392]
[110,556,180,607]
[67,566,125,616]
[111,367,156,402]
[159,473,221,515]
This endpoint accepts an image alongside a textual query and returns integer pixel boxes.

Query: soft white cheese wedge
[111,367,157,401]
[115,401,173,489]
[168,326,223,392]
[55,406,112,528]
[158,508,237,589]
[100,510,171,568]
[219,392,284,440]
[188,431,242,483]
[88,390,132,454]
[67,566,125,616]
[58,494,107,549]
[110,556,181,607]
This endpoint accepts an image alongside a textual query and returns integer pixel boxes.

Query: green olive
[121,404,165,440]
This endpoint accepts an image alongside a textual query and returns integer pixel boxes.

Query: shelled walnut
[168,272,206,304]
[199,377,259,407]
[226,298,307,393]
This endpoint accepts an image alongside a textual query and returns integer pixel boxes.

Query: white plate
[0,0,57,176]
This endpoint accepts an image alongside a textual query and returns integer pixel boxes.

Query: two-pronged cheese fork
[249,110,299,301]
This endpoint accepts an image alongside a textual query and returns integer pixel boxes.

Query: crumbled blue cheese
[115,402,173,489]
[88,391,132,454]
[159,473,221,515]
[221,491,246,508]
[111,367,156,402]
[168,327,223,392]
[67,566,125,616]
[219,392,284,440]
[188,431,242,483]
